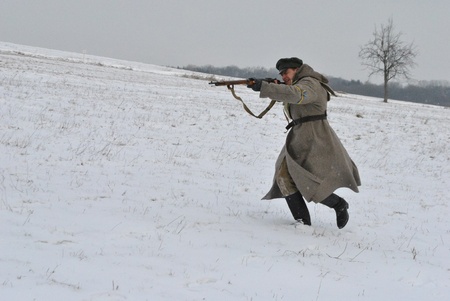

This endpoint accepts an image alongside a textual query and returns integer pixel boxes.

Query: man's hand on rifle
[247,78,263,92]
[247,78,282,92]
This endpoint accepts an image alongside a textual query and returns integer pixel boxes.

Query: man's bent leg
[276,158,311,225]
[321,194,349,229]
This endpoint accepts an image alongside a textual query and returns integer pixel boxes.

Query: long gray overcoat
[260,64,361,203]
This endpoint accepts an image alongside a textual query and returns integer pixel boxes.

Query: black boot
[321,194,349,229]
[285,191,311,226]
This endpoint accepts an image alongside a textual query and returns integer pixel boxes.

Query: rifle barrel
[209,78,282,86]
[209,79,252,86]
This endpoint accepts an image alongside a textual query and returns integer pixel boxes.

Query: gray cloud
[1,0,448,83]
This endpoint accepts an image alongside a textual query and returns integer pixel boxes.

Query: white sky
[1,0,448,83]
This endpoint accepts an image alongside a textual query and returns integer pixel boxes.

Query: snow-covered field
[1,42,449,301]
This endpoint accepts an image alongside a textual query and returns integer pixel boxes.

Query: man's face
[280,68,297,85]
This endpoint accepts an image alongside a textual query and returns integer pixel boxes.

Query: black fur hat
[276,57,303,74]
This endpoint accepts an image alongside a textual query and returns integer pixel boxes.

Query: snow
[1,42,449,301]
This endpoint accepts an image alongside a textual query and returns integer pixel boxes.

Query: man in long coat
[248,57,361,229]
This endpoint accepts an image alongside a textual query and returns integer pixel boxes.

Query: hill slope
[1,42,449,300]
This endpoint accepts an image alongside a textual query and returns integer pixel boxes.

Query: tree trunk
[383,74,389,103]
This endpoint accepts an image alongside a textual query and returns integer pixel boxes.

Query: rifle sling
[227,84,276,119]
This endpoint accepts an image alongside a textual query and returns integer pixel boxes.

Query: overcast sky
[1,0,449,83]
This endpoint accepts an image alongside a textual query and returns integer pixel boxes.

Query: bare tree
[359,18,418,102]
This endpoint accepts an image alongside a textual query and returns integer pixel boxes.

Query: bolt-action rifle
[209,78,282,119]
